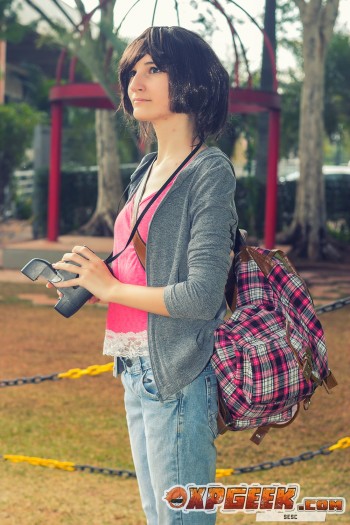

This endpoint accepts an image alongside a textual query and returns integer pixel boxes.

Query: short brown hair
[118,26,229,143]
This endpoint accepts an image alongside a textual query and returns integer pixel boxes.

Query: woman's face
[127,54,172,124]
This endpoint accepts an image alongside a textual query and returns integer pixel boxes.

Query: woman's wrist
[107,281,170,317]
[102,277,123,304]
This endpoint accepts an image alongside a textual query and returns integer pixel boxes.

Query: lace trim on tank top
[103,330,149,358]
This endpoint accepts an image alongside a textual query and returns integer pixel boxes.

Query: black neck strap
[105,142,203,265]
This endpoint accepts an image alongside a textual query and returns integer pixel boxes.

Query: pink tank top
[103,174,178,358]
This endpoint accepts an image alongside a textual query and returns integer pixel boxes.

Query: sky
[63,0,350,74]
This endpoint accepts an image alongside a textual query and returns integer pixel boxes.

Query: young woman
[51,26,237,525]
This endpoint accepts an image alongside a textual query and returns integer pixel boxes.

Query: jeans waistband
[120,356,152,374]
[121,356,215,377]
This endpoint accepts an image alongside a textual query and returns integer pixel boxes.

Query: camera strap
[104,141,203,266]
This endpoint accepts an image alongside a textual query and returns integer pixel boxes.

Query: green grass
[0,282,349,524]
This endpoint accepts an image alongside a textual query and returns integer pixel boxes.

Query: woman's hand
[45,281,100,304]
[45,245,170,316]
[49,246,119,303]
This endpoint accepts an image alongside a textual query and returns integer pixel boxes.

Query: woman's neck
[152,114,199,165]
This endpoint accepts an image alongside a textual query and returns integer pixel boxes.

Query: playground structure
[47,0,280,247]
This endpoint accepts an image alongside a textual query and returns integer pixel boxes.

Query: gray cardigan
[115,146,238,400]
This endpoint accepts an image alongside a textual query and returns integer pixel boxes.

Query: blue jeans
[120,356,219,525]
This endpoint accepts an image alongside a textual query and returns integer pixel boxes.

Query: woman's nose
[129,72,144,92]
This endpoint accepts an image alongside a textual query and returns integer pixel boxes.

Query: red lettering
[186,487,206,510]
[260,487,276,510]
[305,499,316,511]
[246,487,261,510]
[316,499,328,511]
[223,487,246,510]
[329,499,343,511]
[205,487,225,510]
[274,487,297,510]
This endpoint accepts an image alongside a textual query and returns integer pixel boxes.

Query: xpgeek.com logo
[163,483,346,522]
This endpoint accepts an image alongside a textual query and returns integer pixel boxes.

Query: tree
[76,0,125,235]
[278,29,350,160]
[0,0,28,42]
[288,0,340,260]
[324,31,350,139]
[279,76,301,158]
[23,0,127,235]
[254,0,276,183]
[0,103,41,218]
[0,0,28,105]
[0,0,37,217]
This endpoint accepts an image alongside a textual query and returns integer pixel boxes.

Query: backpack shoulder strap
[225,229,247,311]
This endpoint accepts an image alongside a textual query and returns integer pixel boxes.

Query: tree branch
[115,0,142,36]
[293,0,306,18]
[73,0,86,17]
[50,0,79,30]
[24,0,64,33]
[151,0,159,25]
[295,0,324,25]
[174,0,180,25]
[322,0,340,42]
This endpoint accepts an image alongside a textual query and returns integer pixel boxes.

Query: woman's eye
[150,66,161,74]
[129,70,136,80]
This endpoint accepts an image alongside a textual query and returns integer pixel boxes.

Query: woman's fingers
[87,296,100,304]
[52,261,82,275]
[46,281,63,298]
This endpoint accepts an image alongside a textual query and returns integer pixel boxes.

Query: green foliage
[280,31,350,158]
[280,76,302,158]
[32,164,136,238]
[234,176,350,240]
[23,0,126,107]
[62,108,97,167]
[0,103,41,175]
[32,167,98,238]
[0,103,42,216]
[14,195,32,219]
[324,32,350,138]
[0,0,30,42]
[19,63,56,114]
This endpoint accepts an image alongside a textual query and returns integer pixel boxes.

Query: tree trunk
[80,109,124,235]
[255,0,276,184]
[78,0,124,236]
[289,0,340,260]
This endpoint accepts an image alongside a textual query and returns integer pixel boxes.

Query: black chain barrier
[1,296,349,389]
[75,465,137,478]
[0,373,59,388]
[232,444,333,475]
[75,444,334,477]
[315,296,350,315]
[3,442,342,478]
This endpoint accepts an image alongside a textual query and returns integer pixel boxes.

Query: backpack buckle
[302,349,313,381]
[250,426,271,445]
[323,369,338,393]
[303,396,312,410]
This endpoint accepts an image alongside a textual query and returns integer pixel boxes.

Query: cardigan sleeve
[163,156,237,320]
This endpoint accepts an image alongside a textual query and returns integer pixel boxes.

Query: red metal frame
[48,102,63,241]
[50,83,117,109]
[47,3,280,248]
[264,110,280,248]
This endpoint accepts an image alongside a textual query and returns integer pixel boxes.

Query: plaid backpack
[212,231,337,444]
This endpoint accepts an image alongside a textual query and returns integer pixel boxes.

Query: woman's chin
[132,111,150,122]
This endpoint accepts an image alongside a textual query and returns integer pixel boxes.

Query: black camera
[21,258,93,318]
